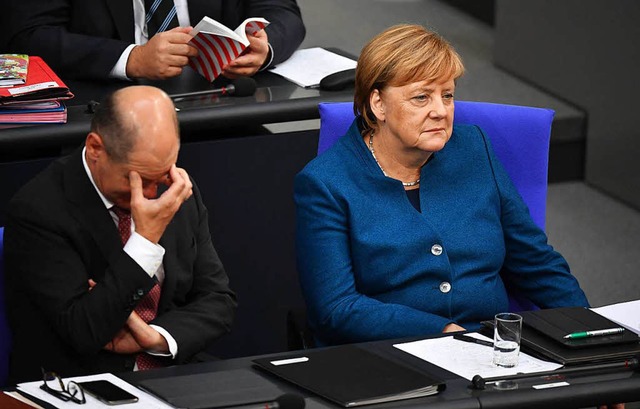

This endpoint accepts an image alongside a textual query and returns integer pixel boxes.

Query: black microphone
[471,356,640,390]
[171,76,257,99]
[226,393,305,409]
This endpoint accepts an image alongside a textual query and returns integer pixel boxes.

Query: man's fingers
[166,26,193,34]
[129,171,143,203]
[174,167,193,200]
[165,165,192,202]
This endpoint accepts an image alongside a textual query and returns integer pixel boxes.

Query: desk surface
[0,67,352,160]
[119,338,640,409]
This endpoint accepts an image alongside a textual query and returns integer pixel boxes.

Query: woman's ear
[369,89,385,123]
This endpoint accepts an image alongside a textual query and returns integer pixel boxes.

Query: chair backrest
[0,226,11,386]
[317,101,554,312]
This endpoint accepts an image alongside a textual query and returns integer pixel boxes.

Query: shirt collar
[82,146,114,210]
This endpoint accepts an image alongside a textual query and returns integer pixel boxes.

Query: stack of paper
[270,47,357,88]
[394,333,563,381]
[0,56,73,125]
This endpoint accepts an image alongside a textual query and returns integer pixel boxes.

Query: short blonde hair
[354,24,465,133]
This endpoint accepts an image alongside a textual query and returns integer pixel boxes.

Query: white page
[592,299,640,335]
[394,333,563,381]
[270,47,357,88]
[18,373,174,409]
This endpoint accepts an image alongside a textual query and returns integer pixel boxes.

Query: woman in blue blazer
[294,24,588,346]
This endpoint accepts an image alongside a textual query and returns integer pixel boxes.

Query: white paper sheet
[270,47,357,88]
[394,333,563,381]
[17,372,174,409]
[592,299,640,335]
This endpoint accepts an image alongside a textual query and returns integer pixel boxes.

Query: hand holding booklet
[188,16,269,82]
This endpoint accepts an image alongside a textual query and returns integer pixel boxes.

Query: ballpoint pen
[563,327,625,339]
[453,334,494,347]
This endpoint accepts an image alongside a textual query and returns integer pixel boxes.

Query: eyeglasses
[40,369,86,405]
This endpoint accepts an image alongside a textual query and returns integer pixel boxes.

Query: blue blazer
[294,119,588,346]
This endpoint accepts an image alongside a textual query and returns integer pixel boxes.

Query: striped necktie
[145,0,179,36]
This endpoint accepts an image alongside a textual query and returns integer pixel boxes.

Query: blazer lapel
[106,0,136,43]
[188,0,222,25]
[158,220,179,312]
[62,149,123,264]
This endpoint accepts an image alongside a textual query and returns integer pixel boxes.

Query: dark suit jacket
[5,0,305,80]
[3,149,237,383]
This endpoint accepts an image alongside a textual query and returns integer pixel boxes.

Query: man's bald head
[90,86,179,163]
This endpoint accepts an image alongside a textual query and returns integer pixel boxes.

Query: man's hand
[125,311,170,353]
[127,27,199,80]
[101,311,169,355]
[104,327,144,354]
[223,30,270,78]
[129,165,193,244]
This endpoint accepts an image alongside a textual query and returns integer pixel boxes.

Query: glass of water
[493,312,523,368]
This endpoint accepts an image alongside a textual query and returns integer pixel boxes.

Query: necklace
[368,130,420,187]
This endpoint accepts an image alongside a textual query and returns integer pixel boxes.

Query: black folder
[137,368,284,409]
[521,307,639,348]
[253,345,445,407]
[517,307,640,365]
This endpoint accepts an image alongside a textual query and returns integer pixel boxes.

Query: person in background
[4,85,236,383]
[3,0,305,80]
[295,24,589,345]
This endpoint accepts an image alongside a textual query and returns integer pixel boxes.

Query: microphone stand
[471,356,639,390]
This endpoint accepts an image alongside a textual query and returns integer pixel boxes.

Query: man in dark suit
[4,0,305,80]
[3,85,237,383]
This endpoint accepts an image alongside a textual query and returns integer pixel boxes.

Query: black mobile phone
[77,380,139,405]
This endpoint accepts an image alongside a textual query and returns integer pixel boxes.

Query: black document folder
[522,307,639,348]
[137,368,284,409]
[517,307,640,365]
[253,345,445,407]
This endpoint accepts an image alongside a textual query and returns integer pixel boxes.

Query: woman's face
[371,76,455,154]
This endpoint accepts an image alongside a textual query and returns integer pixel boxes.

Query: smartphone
[77,380,139,405]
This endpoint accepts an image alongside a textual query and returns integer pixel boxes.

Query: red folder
[0,56,74,105]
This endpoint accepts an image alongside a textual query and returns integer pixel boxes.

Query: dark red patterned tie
[112,207,163,370]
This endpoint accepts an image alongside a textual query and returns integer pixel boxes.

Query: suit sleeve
[294,171,452,346]
[150,182,237,362]
[246,0,305,66]
[5,0,130,79]
[4,194,157,356]
[480,128,590,309]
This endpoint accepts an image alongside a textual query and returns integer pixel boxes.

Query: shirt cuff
[123,232,165,277]
[109,44,137,80]
[259,43,274,71]
[148,325,178,358]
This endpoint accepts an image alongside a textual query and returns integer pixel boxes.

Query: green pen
[563,327,625,339]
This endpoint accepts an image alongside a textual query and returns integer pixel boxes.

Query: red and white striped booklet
[188,16,269,82]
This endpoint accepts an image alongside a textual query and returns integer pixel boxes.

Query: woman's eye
[413,95,428,102]
[443,93,454,100]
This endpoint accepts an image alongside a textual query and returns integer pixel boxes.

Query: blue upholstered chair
[317,101,554,313]
[0,226,11,386]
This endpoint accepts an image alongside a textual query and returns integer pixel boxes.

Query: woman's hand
[443,323,466,333]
